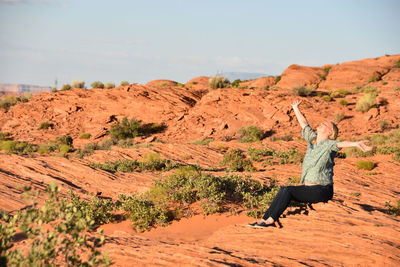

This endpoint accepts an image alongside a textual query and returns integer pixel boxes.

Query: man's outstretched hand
[356,140,373,152]
[291,100,302,109]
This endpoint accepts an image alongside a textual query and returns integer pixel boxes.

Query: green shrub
[376,146,399,155]
[275,75,281,83]
[105,82,115,89]
[394,151,400,162]
[89,153,178,173]
[356,91,377,113]
[339,99,348,106]
[333,113,345,123]
[238,126,264,143]
[192,138,214,145]
[220,149,256,172]
[292,86,313,97]
[247,147,275,161]
[0,95,29,111]
[55,135,73,146]
[0,183,111,266]
[116,138,134,148]
[385,200,400,216]
[368,76,381,83]
[110,117,142,140]
[52,87,57,92]
[231,79,241,88]
[0,132,11,140]
[60,84,71,91]
[329,91,341,98]
[370,134,388,146]
[275,148,304,164]
[119,169,281,231]
[393,87,400,91]
[209,76,229,89]
[345,147,375,158]
[59,144,72,153]
[355,160,376,170]
[394,59,400,68]
[37,144,54,154]
[71,80,85,88]
[0,140,38,156]
[337,89,352,95]
[91,81,104,89]
[99,139,115,150]
[79,133,91,139]
[319,67,331,80]
[38,121,54,130]
[322,95,332,102]
[77,143,100,158]
[380,120,389,131]
[120,81,129,86]
[286,176,301,185]
[270,134,293,142]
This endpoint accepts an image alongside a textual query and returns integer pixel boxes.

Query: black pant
[262,185,334,221]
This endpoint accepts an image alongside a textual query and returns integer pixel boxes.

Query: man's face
[317,121,333,135]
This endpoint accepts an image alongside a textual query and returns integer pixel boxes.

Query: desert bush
[60,84,71,91]
[322,95,332,102]
[0,140,38,156]
[105,82,115,89]
[385,200,400,216]
[91,81,104,89]
[376,146,399,155]
[77,143,100,158]
[0,183,111,266]
[356,90,377,113]
[0,132,11,140]
[275,148,304,164]
[394,151,400,162]
[329,91,341,98]
[52,87,57,92]
[55,135,73,146]
[192,138,213,145]
[370,134,388,146]
[345,147,375,158]
[231,79,241,88]
[286,176,301,185]
[37,144,55,154]
[394,59,400,68]
[292,86,313,97]
[380,120,389,131]
[89,154,178,173]
[0,95,28,111]
[71,80,85,88]
[38,121,54,130]
[120,81,129,86]
[319,67,331,80]
[140,123,166,135]
[220,149,256,172]
[368,76,381,83]
[355,160,376,170]
[59,144,72,153]
[337,89,352,95]
[116,138,134,148]
[270,134,293,142]
[119,168,281,231]
[275,75,281,83]
[110,117,142,140]
[79,133,91,139]
[339,99,348,106]
[209,76,229,89]
[333,113,345,123]
[238,126,264,143]
[247,147,275,161]
[99,139,115,150]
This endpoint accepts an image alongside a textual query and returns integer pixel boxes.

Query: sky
[0,0,399,87]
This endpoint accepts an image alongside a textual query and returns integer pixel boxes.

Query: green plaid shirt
[300,125,340,185]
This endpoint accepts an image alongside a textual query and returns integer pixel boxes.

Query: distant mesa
[0,83,51,94]
[220,72,267,81]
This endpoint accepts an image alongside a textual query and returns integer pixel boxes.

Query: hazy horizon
[0,0,399,87]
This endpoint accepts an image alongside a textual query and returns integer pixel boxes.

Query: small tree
[209,76,229,89]
[105,82,115,89]
[91,81,104,89]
